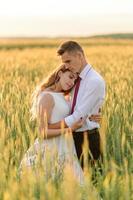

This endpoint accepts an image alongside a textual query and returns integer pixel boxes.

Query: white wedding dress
[20,91,84,183]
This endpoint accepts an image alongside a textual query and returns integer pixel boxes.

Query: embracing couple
[21,41,105,183]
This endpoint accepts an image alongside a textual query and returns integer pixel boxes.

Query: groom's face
[61,51,82,74]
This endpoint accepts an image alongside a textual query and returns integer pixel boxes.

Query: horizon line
[0,32,133,39]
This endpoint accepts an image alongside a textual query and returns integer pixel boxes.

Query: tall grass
[0,39,133,199]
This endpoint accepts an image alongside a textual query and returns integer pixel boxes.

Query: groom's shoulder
[89,68,105,85]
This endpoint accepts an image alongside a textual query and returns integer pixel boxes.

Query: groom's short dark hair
[57,41,84,55]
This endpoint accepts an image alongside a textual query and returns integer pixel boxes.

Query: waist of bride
[34,136,75,153]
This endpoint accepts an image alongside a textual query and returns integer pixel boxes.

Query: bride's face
[59,70,78,91]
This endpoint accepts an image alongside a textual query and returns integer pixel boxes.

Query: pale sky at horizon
[0,0,133,37]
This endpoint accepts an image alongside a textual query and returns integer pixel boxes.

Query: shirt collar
[79,64,92,80]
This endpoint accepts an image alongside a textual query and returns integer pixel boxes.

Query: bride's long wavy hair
[30,64,74,120]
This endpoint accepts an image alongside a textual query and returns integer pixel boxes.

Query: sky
[0,0,133,37]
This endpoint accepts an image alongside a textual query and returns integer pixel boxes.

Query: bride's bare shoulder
[38,91,55,107]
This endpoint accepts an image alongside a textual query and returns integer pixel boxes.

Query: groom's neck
[79,60,88,73]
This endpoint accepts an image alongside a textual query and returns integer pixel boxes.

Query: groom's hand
[89,109,102,123]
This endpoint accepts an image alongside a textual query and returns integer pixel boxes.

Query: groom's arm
[48,111,102,129]
[65,78,105,128]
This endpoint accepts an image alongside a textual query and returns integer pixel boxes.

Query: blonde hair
[30,64,72,120]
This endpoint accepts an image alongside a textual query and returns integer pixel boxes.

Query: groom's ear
[77,51,82,58]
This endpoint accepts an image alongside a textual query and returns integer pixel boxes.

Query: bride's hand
[71,118,85,131]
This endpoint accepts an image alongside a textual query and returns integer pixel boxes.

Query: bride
[20,64,100,183]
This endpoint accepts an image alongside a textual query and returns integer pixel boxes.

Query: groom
[49,41,105,168]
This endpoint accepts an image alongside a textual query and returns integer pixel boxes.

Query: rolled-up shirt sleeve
[65,78,105,127]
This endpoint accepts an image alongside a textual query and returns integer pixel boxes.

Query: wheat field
[0,38,133,200]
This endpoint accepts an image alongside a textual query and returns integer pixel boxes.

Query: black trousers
[73,128,101,169]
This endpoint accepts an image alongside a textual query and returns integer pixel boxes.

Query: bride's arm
[48,121,68,129]
[38,93,71,139]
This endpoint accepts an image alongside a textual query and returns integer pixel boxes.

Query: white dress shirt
[65,64,106,131]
